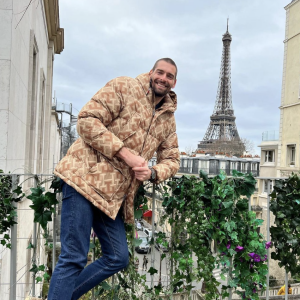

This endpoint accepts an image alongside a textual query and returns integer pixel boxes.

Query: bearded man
[48,58,180,300]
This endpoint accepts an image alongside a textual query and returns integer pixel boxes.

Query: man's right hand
[116,147,145,168]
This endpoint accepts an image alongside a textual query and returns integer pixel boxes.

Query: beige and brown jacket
[54,73,180,224]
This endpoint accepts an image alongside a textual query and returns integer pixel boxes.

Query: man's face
[149,61,177,97]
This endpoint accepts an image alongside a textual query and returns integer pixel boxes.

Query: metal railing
[262,131,279,141]
[1,173,296,300]
[0,173,60,300]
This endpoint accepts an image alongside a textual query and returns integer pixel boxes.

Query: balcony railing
[262,130,279,141]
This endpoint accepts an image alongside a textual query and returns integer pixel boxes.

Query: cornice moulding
[43,0,64,54]
[285,0,300,10]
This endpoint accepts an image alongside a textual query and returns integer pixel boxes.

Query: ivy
[270,173,300,276]
[160,170,268,300]
[0,170,24,248]
[0,170,271,299]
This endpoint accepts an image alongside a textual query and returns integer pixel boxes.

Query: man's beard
[151,79,171,97]
[152,86,169,97]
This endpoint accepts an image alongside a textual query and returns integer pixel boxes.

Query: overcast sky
[53,0,290,155]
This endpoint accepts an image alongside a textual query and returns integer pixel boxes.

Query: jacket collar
[135,73,177,113]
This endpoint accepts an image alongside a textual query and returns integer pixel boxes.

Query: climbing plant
[0,170,270,300]
[160,170,268,300]
[0,171,60,284]
[270,173,300,276]
[27,175,61,283]
[0,170,24,248]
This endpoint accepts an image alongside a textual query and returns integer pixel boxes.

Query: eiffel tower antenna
[197,22,244,155]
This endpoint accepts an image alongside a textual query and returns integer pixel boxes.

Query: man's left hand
[132,161,151,181]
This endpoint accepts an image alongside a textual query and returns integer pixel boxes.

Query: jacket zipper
[140,106,155,156]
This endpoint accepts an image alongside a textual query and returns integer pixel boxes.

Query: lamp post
[158,250,162,286]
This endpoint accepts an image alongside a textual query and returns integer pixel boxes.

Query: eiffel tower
[197,21,244,156]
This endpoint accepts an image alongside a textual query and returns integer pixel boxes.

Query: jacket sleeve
[277,287,284,295]
[153,130,180,183]
[76,78,125,159]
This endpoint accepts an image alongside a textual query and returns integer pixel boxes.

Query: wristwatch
[149,167,156,183]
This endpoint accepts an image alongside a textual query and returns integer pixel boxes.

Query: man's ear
[149,69,153,76]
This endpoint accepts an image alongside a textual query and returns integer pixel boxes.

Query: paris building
[256,0,300,282]
[0,1,64,299]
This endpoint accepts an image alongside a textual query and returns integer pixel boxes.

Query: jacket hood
[135,73,177,112]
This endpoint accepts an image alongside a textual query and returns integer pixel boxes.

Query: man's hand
[132,161,151,182]
[116,147,151,181]
[116,147,145,168]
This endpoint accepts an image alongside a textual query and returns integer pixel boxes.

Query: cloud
[54,0,288,154]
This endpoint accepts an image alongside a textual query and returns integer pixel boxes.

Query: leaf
[133,238,143,247]
[38,264,45,271]
[34,210,53,230]
[45,192,59,205]
[43,272,50,281]
[223,201,233,209]
[276,212,286,219]
[101,281,112,290]
[148,267,158,275]
[36,276,43,283]
[134,209,143,219]
[27,242,35,249]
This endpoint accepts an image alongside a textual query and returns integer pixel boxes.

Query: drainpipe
[9,175,18,300]
[150,183,156,289]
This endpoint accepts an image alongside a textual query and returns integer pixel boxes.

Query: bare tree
[185,145,196,156]
[240,138,255,154]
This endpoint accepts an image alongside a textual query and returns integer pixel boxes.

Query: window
[263,180,273,194]
[264,150,275,163]
[287,145,296,165]
[232,162,237,170]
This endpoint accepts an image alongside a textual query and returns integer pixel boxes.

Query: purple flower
[253,288,257,293]
[265,241,272,249]
[240,257,244,262]
[262,255,268,261]
[226,241,231,249]
[248,252,261,262]
[259,283,263,288]
[250,263,253,268]
[253,255,261,262]
[235,245,244,252]
[221,252,226,256]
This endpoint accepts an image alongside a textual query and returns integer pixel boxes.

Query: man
[48,58,180,300]
[142,255,148,271]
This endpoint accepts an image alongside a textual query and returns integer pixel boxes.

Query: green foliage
[0,170,24,248]
[270,173,300,276]
[160,171,267,300]
[0,170,271,300]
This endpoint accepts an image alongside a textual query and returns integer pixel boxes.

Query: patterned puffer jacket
[54,73,180,224]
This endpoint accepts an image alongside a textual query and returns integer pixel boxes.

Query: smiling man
[48,58,180,300]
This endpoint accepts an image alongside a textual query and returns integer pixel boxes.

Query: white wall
[0,1,62,299]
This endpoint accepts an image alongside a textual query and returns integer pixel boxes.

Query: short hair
[152,58,178,79]
[288,284,291,288]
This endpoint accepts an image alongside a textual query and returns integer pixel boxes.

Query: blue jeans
[48,181,129,300]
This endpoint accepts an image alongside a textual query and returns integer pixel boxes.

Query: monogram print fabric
[54,73,180,224]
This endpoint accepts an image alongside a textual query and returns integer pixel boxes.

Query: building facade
[0,1,64,299]
[257,0,300,282]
